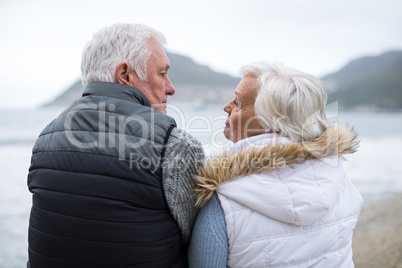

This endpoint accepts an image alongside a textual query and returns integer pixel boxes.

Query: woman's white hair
[241,61,328,142]
[81,23,166,86]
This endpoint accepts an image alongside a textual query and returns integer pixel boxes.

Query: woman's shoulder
[191,193,227,244]
[196,194,226,230]
[188,193,228,267]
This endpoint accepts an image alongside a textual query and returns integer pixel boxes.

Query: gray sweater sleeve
[163,127,205,247]
[188,193,228,268]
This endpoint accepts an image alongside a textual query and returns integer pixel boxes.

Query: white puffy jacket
[196,125,363,267]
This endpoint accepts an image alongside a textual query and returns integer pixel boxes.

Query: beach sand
[353,193,402,268]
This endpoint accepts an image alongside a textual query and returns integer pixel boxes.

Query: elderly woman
[188,61,363,267]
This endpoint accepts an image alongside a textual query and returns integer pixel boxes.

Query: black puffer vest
[28,82,186,267]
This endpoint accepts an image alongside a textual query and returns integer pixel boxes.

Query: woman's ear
[115,62,134,85]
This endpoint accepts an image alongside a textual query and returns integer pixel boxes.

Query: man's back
[28,83,192,267]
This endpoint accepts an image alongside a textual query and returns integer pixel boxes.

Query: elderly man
[27,23,204,267]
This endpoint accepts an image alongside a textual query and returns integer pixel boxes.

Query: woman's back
[190,129,363,267]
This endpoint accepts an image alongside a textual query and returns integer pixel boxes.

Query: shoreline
[353,192,402,267]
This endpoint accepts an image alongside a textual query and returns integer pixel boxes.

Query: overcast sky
[0,0,401,109]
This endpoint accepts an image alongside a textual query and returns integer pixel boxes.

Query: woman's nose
[223,102,231,114]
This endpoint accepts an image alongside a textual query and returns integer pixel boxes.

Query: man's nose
[166,77,175,96]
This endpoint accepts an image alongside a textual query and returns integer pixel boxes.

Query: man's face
[130,38,175,114]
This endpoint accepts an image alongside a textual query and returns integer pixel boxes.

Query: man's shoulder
[164,127,205,165]
[167,127,203,149]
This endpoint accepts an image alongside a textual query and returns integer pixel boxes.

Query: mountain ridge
[323,50,402,110]
[43,50,402,111]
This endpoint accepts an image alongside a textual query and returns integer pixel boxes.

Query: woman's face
[223,74,265,143]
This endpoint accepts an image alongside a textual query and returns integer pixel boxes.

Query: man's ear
[115,62,136,85]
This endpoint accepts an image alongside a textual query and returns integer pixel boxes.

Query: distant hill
[322,50,402,110]
[44,50,402,111]
[42,52,240,108]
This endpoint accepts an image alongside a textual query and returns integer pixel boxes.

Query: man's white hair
[240,61,328,142]
[81,23,166,86]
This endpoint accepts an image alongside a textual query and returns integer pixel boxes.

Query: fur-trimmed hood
[195,124,359,223]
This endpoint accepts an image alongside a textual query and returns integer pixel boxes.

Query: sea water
[1,105,402,267]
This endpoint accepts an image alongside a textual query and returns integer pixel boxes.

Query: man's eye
[234,100,240,107]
